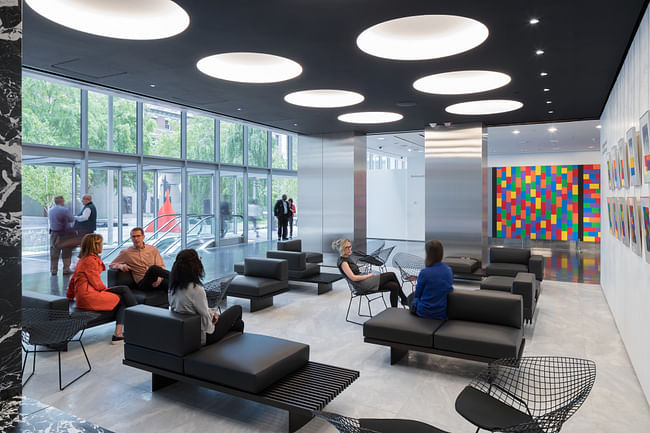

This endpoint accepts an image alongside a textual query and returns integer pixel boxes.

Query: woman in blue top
[411,240,453,320]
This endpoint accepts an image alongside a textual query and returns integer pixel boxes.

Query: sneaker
[111,335,125,345]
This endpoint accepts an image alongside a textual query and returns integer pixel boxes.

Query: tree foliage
[23,165,73,209]
[220,121,243,164]
[187,115,215,161]
[248,127,267,167]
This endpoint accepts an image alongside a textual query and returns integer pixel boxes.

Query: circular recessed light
[548,127,558,132]
[543,88,550,92]
[596,125,602,129]
[413,70,511,95]
[378,137,385,140]
[338,112,403,124]
[512,130,521,135]
[25,0,190,40]
[197,52,302,84]
[540,72,548,77]
[530,18,540,24]
[284,89,364,108]
[548,110,554,114]
[536,49,545,55]
[445,100,523,115]
[546,100,553,104]
[356,15,489,61]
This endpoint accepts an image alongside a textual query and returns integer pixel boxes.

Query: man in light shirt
[110,227,169,292]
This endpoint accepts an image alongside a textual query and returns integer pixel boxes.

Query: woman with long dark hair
[66,233,137,344]
[168,249,244,345]
[410,240,453,319]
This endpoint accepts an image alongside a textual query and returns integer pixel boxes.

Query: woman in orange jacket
[66,233,137,344]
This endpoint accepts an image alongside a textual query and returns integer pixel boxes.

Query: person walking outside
[48,196,74,275]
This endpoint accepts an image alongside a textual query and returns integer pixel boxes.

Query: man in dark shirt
[48,196,74,275]
[273,194,289,240]
[74,194,97,236]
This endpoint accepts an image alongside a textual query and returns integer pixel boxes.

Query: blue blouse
[412,262,453,320]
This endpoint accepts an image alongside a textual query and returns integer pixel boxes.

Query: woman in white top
[168,249,244,345]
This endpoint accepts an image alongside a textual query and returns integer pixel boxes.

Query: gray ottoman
[480,276,514,292]
[363,308,444,347]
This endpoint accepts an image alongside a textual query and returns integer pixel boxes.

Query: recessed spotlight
[588,145,595,149]
[530,18,540,24]
[356,15,489,61]
[596,125,602,129]
[236,108,242,111]
[284,89,364,108]
[293,123,298,126]
[548,126,558,132]
[196,52,302,83]
[548,110,554,114]
[512,130,521,135]
[540,72,548,77]
[546,101,552,104]
[543,88,550,92]
[25,0,190,40]
[378,137,385,140]
[149,84,156,88]
[337,111,403,124]
[407,148,413,152]
[413,70,511,95]
[536,49,545,55]
[445,99,523,115]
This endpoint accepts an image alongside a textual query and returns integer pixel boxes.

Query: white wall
[600,5,650,405]
[488,151,600,167]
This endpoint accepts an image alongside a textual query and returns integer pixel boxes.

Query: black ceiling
[23,0,647,135]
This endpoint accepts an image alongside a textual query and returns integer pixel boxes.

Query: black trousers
[205,305,245,345]
[378,272,408,308]
[107,285,138,325]
[277,215,288,240]
[138,265,170,292]
[288,217,293,238]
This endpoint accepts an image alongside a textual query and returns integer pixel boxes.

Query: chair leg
[345,294,365,326]
[21,344,36,387]
[59,337,92,391]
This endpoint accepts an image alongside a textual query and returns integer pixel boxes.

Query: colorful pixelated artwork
[619,197,630,246]
[495,165,579,241]
[641,197,650,264]
[640,112,650,184]
[582,164,601,242]
[612,148,619,189]
[628,197,642,256]
[605,152,613,190]
[626,127,642,186]
[607,198,616,237]
[619,138,629,188]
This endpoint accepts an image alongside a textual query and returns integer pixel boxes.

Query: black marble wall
[0,0,22,430]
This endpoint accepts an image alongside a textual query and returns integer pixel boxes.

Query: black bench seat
[287,272,344,295]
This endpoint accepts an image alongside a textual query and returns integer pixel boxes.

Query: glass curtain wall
[220,171,244,243]
[188,171,216,250]
[271,176,298,240]
[248,173,268,240]
[88,168,120,246]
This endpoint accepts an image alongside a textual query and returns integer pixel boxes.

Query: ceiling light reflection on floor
[197,53,303,83]
[25,0,190,40]
[356,15,489,61]
[413,70,511,95]
[445,100,523,115]
[284,89,364,108]
[338,112,403,124]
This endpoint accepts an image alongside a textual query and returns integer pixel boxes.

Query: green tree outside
[220,121,243,164]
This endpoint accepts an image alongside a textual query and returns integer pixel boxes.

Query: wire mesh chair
[313,410,449,433]
[21,308,99,391]
[204,273,237,313]
[343,279,388,325]
[358,246,395,274]
[455,356,597,433]
[392,252,424,293]
[350,240,385,272]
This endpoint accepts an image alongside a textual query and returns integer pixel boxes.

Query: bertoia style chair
[314,410,449,433]
[392,252,424,292]
[203,273,237,313]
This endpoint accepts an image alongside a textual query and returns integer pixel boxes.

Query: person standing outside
[109,227,169,292]
[273,194,289,240]
[288,198,296,239]
[49,196,74,275]
[74,194,97,236]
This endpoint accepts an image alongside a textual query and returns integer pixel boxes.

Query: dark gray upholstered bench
[443,256,484,281]
[229,258,289,312]
[107,269,169,307]
[123,305,359,432]
[485,247,545,281]
[480,272,539,324]
[364,290,525,365]
[278,239,323,264]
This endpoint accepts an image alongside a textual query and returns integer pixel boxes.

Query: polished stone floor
[20,250,650,432]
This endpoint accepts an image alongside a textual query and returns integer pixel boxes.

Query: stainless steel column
[425,124,487,262]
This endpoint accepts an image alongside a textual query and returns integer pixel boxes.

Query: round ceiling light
[196,53,302,83]
[284,89,365,108]
[445,100,523,115]
[338,112,403,124]
[356,15,489,61]
[25,0,190,40]
[413,70,511,95]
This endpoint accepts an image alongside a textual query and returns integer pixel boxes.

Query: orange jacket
[66,254,119,311]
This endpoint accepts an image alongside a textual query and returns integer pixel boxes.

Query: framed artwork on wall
[612,147,620,189]
[606,152,613,190]
[640,111,650,184]
[606,198,615,237]
[619,197,630,246]
[619,138,630,188]
[626,127,642,186]
[614,197,621,240]
[641,197,650,264]
[628,197,642,256]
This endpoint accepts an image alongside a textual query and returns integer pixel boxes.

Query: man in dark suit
[274,194,289,240]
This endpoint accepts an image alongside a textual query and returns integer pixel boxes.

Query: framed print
[607,198,616,237]
[626,127,642,186]
[641,111,650,184]
[619,138,629,188]
[641,197,650,264]
[619,197,630,246]
[628,197,642,256]
[614,197,622,240]
[612,147,620,189]
[606,152,613,190]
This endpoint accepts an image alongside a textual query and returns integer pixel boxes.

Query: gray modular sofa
[277,239,323,264]
[481,272,540,324]
[363,290,525,364]
[123,305,359,433]
[228,258,289,311]
[485,247,545,281]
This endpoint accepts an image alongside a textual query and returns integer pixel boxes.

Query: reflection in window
[248,175,267,240]
[248,127,267,167]
[88,91,108,150]
[220,121,243,165]
[143,103,180,158]
[271,176,298,240]
[272,133,288,169]
[187,113,215,161]
[23,76,81,147]
[220,173,244,238]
